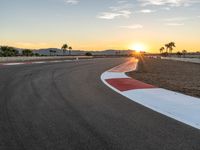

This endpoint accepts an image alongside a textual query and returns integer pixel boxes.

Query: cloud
[109,3,132,11]
[163,17,188,21]
[138,0,200,7]
[97,11,131,20]
[65,0,79,5]
[97,1,132,20]
[120,24,143,29]
[162,7,171,10]
[163,17,186,26]
[138,9,156,13]
[118,0,128,4]
[166,23,184,26]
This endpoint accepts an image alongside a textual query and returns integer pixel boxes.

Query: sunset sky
[0,0,200,52]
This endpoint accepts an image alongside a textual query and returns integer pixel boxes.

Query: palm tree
[165,43,170,53]
[182,50,187,58]
[164,42,176,56]
[62,44,68,56]
[159,47,165,54]
[168,42,176,54]
[68,46,72,55]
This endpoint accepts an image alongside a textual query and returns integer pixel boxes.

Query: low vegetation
[0,46,41,57]
[85,52,92,56]
[159,42,189,57]
[0,43,73,57]
[22,49,34,56]
[0,46,18,57]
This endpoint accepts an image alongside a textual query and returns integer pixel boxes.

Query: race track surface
[0,58,199,150]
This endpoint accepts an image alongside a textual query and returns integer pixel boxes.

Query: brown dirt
[127,57,200,98]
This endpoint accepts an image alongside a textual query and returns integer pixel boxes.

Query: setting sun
[130,43,147,52]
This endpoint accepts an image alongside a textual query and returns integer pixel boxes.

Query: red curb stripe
[106,78,156,92]
[109,59,138,72]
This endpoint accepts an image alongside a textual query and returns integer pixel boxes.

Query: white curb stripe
[123,88,200,129]
[3,63,24,66]
[32,61,46,64]
[101,72,129,80]
[49,60,63,63]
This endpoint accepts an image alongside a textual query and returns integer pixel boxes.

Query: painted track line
[0,58,86,67]
[101,58,200,130]
[0,58,95,67]
[3,62,25,66]
[32,61,46,64]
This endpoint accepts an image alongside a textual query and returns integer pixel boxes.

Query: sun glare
[130,43,146,52]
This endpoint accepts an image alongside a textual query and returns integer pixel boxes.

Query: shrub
[34,53,40,56]
[22,49,33,56]
[0,46,18,57]
[85,52,92,56]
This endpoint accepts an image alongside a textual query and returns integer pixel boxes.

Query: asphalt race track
[0,58,199,150]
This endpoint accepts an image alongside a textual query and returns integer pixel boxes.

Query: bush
[161,52,168,57]
[85,52,92,56]
[0,46,18,57]
[34,53,40,56]
[0,48,2,57]
[22,49,33,56]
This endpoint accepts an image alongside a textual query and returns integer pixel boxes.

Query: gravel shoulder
[127,57,200,98]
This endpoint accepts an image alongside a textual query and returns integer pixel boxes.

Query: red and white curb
[101,58,200,130]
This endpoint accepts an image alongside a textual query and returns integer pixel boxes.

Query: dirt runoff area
[127,57,200,98]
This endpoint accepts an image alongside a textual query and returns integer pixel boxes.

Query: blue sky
[0,0,200,52]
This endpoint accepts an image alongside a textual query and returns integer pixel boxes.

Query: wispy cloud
[97,1,132,20]
[65,0,79,5]
[109,3,132,11]
[163,17,187,26]
[163,17,188,21]
[120,24,143,29]
[97,11,131,20]
[162,7,171,10]
[138,0,200,7]
[166,23,184,26]
[117,0,128,4]
[138,9,156,13]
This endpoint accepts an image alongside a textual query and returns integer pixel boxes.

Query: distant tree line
[159,42,176,56]
[21,49,40,56]
[176,50,188,58]
[0,43,74,57]
[159,42,188,57]
[0,46,40,57]
[0,46,18,57]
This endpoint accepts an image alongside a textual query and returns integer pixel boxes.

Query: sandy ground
[127,57,200,98]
